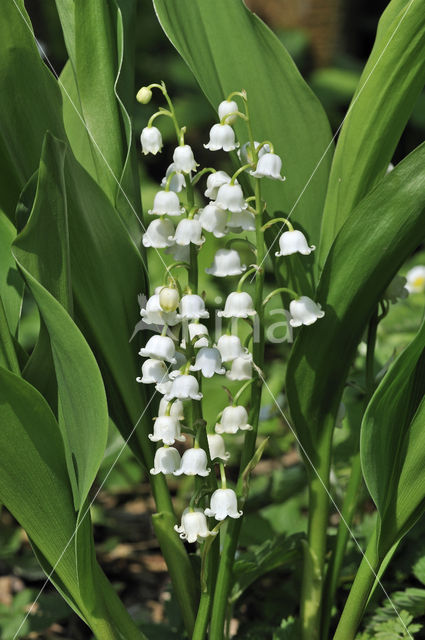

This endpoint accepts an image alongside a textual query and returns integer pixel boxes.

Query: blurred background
[1,2,425,638]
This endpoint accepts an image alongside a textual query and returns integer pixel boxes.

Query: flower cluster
[136,84,324,543]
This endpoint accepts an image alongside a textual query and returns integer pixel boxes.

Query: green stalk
[332,529,379,640]
[321,307,379,639]
[210,177,265,640]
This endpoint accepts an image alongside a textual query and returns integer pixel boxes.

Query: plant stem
[332,529,379,640]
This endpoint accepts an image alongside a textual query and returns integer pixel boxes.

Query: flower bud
[159,287,180,312]
[136,86,152,104]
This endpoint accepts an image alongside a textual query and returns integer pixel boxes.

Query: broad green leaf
[286,142,425,463]
[0,298,20,375]
[153,0,333,247]
[0,212,23,337]
[319,0,425,265]
[0,0,65,190]
[13,134,108,510]
[361,315,425,555]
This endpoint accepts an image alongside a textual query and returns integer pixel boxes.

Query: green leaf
[319,0,425,265]
[13,133,108,511]
[287,142,425,463]
[153,0,333,246]
[0,212,23,337]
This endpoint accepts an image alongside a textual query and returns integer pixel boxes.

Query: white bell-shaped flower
[289,296,325,327]
[215,405,253,434]
[165,243,190,262]
[250,152,285,181]
[205,488,243,521]
[170,218,205,246]
[148,415,185,445]
[275,230,315,256]
[218,99,239,125]
[142,218,175,248]
[238,141,270,164]
[140,126,163,155]
[137,359,169,384]
[215,183,247,213]
[140,294,180,326]
[190,347,225,378]
[174,448,210,476]
[216,334,248,362]
[155,379,173,395]
[158,397,184,419]
[174,508,216,543]
[218,292,256,318]
[198,204,228,238]
[204,171,232,200]
[139,335,177,363]
[173,144,198,173]
[150,447,181,475]
[165,374,203,401]
[226,355,253,381]
[207,434,230,461]
[179,294,209,320]
[226,210,256,233]
[160,162,186,193]
[204,124,238,152]
[206,249,246,277]
[159,287,180,313]
[148,190,184,217]
[181,323,210,349]
[406,265,425,293]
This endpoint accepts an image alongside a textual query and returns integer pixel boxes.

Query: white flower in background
[386,162,394,173]
[148,190,184,216]
[158,397,184,419]
[173,144,198,173]
[216,334,248,362]
[205,488,242,521]
[275,230,315,257]
[165,243,190,262]
[160,163,186,192]
[215,183,247,213]
[406,266,425,293]
[384,274,408,303]
[140,294,180,326]
[226,355,253,381]
[137,359,169,384]
[180,294,209,320]
[204,123,239,152]
[238,141,270,164]
[165,374,203,401]
[226,210,256,233]
[198,204,228,238]
[207,434,230,461]
[174,508,216,543]
[181,323,210,349]
[150,447,181,475]
[174,448,210,476]
[170,218,205,246]
[218,99,239,124]
[190,347,225,378]
[171,351,187,372]
[215,405,253,434]
[289,296,325,327]
[140,126,163,155]
[159,287,180,313]
[142,218,175,248]
[204,171,232,199]
[139,335,177,363]
[148,416,185,445]
[218,292,256,318]
[206,249,246,277]
[250,152,285,181]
